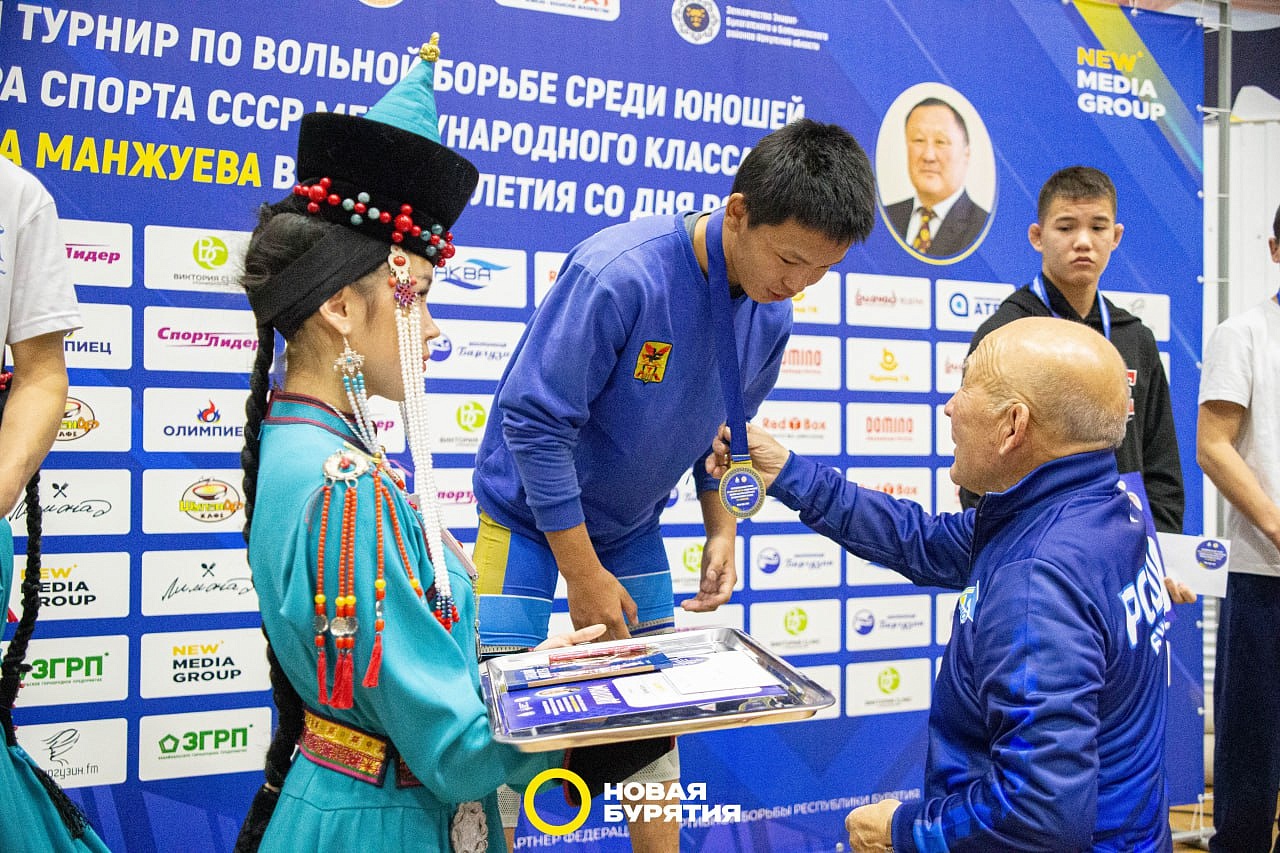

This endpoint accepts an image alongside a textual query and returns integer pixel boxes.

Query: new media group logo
[682,543,703,574]
[673,0,721,44]
[169,640,242,686]
[192,236,229,271]
[877,666,900,695]
[57,397,100,442]
[39,561,96,610]
[179,478,244,523]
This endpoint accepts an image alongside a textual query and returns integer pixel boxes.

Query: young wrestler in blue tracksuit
[473,118,875,661]
[472,119,877,850]
[472,210,792,644]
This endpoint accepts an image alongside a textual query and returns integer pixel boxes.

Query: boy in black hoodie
[959,166,1184,533]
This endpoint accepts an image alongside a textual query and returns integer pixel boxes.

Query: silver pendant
[329,616,359,637]
[449,800,488,853]
[322,449,370,481]
[313,614,329,634]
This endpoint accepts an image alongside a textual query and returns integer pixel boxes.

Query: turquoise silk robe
[253,393,557,852]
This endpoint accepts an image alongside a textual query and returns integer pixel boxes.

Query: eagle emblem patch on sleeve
[634,340,672,384]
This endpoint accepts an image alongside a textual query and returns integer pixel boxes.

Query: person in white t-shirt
[0,158,81,512]
[1197,202,1280,853]
[0,158,108,851]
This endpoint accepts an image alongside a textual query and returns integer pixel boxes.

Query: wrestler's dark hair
[234,205,382,853]
[1272,202,1279,241]
[1037,165,1118,222]
[0,473,88,838]
[730,117,876,245]
[905,97,970,145]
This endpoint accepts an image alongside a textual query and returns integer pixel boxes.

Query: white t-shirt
[0,157,82,352]
[1198,297,1280,576]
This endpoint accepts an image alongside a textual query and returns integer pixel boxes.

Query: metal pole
[1218,0,1232,326]
[1215,1,1232,543]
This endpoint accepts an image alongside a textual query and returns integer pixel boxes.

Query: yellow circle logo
[524,767,591,836]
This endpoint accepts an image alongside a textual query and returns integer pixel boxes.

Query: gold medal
[719,461,764,518]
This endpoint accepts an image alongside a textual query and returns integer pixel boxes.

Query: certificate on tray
[481,627,835,750]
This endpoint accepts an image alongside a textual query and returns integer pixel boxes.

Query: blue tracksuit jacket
[473,212,792,548]
[771,449,1173,852]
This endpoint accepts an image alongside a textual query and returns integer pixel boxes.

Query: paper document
[661,649,782,694]
[1158,532,1230,598]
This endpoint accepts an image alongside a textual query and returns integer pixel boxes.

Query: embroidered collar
[265,390,374,454]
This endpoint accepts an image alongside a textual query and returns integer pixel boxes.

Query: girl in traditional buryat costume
[234,35,664,853]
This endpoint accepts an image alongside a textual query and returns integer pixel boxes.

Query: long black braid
[233,206,314,853]
[233,318,297,853]
[0,469,88,837]
[233,206,379,853]
[0,477,43,739]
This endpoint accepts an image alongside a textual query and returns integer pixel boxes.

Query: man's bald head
[970,316,1129,454]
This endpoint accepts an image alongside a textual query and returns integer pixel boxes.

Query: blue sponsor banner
[1,0,1202,850]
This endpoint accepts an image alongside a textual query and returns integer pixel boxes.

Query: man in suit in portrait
[886,97,989,258]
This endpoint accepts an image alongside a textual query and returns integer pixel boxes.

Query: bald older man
[709,317,1189,853]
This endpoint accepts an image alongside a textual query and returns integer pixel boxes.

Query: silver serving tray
[481,627,835,751]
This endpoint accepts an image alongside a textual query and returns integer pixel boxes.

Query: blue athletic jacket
[771,449,1173,852]
[473,213,791,547]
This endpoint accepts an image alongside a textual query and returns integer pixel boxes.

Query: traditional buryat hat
[250,34,478,338]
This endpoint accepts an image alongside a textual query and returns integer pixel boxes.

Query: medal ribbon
[704,208,752,465]
[1031,274,1110,340]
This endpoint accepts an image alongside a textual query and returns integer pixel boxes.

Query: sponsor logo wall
[4,2,1202,850]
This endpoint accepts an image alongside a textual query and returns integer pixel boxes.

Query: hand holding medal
[706,423,791,493]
